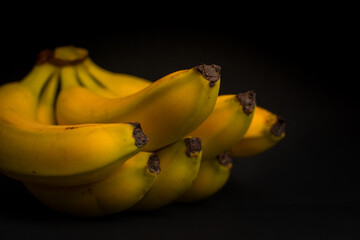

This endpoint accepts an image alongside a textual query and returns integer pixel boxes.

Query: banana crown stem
[36,46,88,67]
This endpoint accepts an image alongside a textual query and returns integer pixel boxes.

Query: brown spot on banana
[65,126,79,130]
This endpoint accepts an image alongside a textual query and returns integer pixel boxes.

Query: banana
[176,91,256,202]
[36,69,60,124]
[189,91,256,159]
[24,152,161,217]
[229,106,286,157]
[131,137,202,210]
[56,62,221,151]
[75,64,118,98]
[0,59,149,187]
[177,152,233,202]
[83,57,152,97]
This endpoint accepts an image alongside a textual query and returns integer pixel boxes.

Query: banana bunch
[0,46,286,217]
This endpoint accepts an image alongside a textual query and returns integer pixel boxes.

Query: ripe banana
[177,152,233,202]
[83,57,152,97]
[25,152,161,217]
[189,91,256,159]
[56,62,221,151]
[0,60,149,187]
[131,137,202,210]
[229,106,286,157]
[36,69,60,124]
[75,64,118,98]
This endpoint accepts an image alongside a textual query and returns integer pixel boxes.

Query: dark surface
[0,14,358,239]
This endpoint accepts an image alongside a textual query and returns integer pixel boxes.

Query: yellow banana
[36,69,60,124]
[56,63,221,151]
[131,137,202,210]
[24,152,161,217]
[0,60,148,187]
[177,90,256,202]
[229,106,286,157]
[177,152,233,202]
[83,57,152,97]
[75,64,118,98]
[189,91,256,159]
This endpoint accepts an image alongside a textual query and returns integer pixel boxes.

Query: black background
[0,10,358,239]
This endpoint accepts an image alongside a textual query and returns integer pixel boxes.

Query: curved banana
[229,106,286,157]
[189,91,256,159]
[131,137,202,210]
[83,57,152,97]
[75,64,118,98]
[36,69,60,124]
[177,152,233,202]
[56,63,221,151]
[0,61,149,187]
[25,152,161,217]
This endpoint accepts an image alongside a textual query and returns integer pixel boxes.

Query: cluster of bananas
[0,46,286,217]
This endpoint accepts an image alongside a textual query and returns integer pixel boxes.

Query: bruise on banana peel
[271,116,286,137]
[194,64,221,87]
[184,137,202,158]
[236,90,256,115]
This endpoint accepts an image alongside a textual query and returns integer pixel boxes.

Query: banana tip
[236,90,256,115]
[148,153,161,174]
[129,122,149,148]
[271,116,286,137]
[184,137,202,157]
[194,64,221,87]
[217,152,233,167]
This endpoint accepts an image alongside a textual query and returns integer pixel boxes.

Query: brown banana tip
[148,153,161,174]
[217,152,233,167]
[270,116,286,137]
[184,137,202,157]
[194,64,221,87]
[129,122,149,148]
[236,90,256,115]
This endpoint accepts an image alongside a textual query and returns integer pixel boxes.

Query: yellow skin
[189,92,256,159]
[76,58,286,159]
[229,106,286,157]
[177,153,232,202]
[25,152,160,217]
[75,64,118,98]
[56,64,220,151]
[0,63,148,187]
[131,137,202,210]
[83,57,152,97]
[36,69,60,124]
